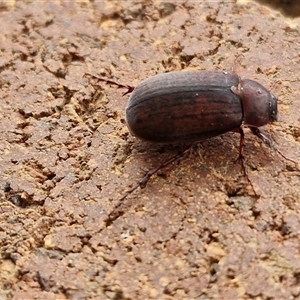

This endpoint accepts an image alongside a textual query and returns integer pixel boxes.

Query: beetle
[125,70,277,143]
[84,70,293,217]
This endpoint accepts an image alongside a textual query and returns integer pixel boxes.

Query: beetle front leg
[249,127,274,148]
[249,127,297,165]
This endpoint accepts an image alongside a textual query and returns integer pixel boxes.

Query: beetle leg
[249,127,297,165]
[83,73,135,96]
[121,145,192,200]
[104,146,192,227]
[238,127,258,197]
[139,146,192,187]
[249,126,274,147]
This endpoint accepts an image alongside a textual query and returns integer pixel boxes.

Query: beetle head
[237,79,278,127]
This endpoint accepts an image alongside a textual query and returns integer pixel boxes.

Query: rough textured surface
[0,1,300,299]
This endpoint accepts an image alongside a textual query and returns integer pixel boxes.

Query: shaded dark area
[254,0,300,17]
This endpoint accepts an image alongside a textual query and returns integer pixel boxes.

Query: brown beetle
[84,70,294,222]
[126,71,277,143]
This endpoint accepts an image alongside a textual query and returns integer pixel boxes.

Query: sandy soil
[0,1,300,299]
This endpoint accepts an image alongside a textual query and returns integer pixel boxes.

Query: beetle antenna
[83,73,135,96]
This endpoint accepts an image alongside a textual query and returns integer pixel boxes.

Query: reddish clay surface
[0,1,300,299]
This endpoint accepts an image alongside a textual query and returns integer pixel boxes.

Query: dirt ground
[0,0,300,299]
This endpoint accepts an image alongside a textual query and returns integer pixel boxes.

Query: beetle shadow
[124,129,287,198]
